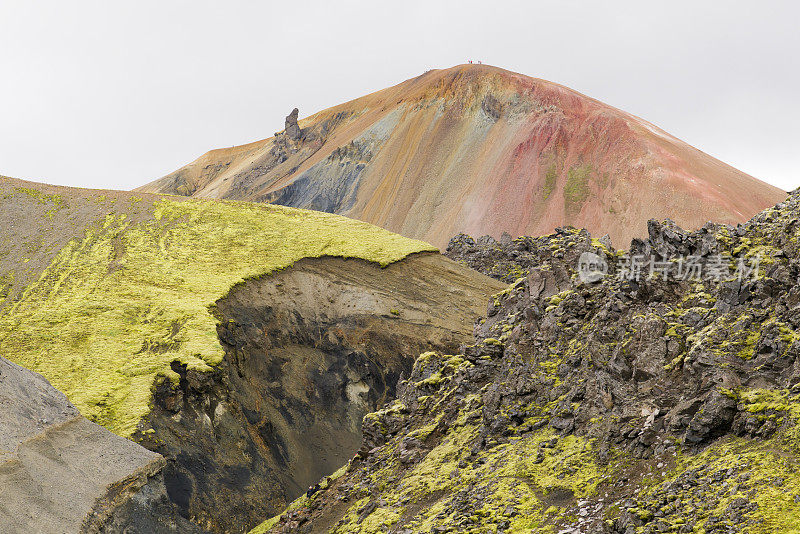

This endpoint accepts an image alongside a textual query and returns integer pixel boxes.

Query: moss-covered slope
[262,191,800,533]
[0,176,434,437]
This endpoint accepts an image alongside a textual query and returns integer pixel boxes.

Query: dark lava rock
[266,192,800,533]
[285,107,303,140]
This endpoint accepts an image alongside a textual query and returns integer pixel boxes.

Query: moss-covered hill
[262,191,800,533]
[0,176,434,437]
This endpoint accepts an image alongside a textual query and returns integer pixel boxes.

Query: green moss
[716,226,733,248]
[406,429,608,532]
[416,369,444,387]
[637,433,800,533]
[328,384,611,532]
[358,506,403,533]
[590,237,614,255]
[0,272,13,302]
[415,354,474,389]
[744,244,777,268]
[543,163,557,200]
[545,289,573,313]
[495,432,602,498]
[563,163,593,212]
[0,197,434,436]
[249,464,349,533]
[726,387,799,417]
[548,290,570,307]
[13,187,64,218]
[414,351,439,367]
[736,330,761,360]
[402,423,479,495]
[248,515,280,534]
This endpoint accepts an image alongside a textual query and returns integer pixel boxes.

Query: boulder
[0,356,200,534]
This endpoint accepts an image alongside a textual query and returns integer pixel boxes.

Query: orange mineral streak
[138,64,786,248]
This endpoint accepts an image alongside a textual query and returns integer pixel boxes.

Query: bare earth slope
[138,64,786,248]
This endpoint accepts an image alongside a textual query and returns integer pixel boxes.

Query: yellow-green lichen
[0,197,434,437]
[563,163,593,212]
[636,432,800,533]
[543,163,558,200]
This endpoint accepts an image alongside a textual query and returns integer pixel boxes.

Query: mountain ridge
[137,64,786,248]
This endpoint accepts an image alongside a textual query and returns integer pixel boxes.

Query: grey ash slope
[0,356,200,534]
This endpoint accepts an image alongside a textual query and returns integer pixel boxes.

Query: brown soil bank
[135,253,504,533]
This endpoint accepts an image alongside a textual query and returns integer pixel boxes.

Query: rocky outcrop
[0,356,200,534]
[284,108,302,140]
[445,229,611,283]
[481,93,502,120]
[263,192,800,533]
[264,139,372,213]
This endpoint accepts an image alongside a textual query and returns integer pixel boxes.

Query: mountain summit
[138,65,785,247]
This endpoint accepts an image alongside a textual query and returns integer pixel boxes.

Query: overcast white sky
[0,1,797,191]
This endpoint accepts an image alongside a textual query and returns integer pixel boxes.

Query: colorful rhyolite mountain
[138,64,785,248]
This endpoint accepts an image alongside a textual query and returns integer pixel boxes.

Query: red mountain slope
[137,64,786,248]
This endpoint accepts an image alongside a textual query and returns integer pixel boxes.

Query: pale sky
[0,1,797,191]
